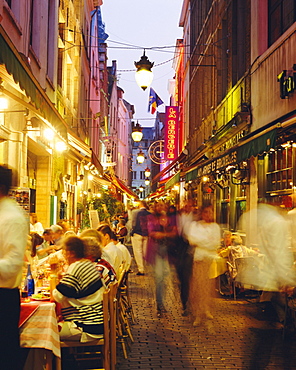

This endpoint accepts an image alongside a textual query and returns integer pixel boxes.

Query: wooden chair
[120,270,135,324]
[58,286,112,370]
[115,269,134,359]
[108,281,118,369]
[227,256,261,300]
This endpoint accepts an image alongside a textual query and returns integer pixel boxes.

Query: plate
[31,296,50,301]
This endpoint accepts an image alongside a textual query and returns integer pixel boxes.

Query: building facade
[173,0,296,237]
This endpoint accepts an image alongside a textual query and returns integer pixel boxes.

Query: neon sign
[164,106,179,161]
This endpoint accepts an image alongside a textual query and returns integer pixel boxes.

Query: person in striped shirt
[52,236,105,342]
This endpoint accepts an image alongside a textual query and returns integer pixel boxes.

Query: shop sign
[214,129,248,157]
[196,150,237,177]
[164,106,179,161]
[277,66,296,99]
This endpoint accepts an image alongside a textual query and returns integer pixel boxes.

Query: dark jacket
[132,208,150,236]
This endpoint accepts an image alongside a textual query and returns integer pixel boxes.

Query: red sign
[164,106,179,161]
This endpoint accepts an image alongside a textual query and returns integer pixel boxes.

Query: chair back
[235,256,261,288]
[108,281,118,369]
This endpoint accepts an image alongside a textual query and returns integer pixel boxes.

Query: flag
[148,88,164,114]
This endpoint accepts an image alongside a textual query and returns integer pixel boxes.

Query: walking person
[187,204,221,327]
[0,166,28,369]
[146,201,178,316]
[131,200,150,275]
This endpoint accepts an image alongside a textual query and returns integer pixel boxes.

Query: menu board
[89,210,100,229]
[9,187,30,212]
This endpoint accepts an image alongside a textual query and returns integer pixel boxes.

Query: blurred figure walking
[131,200,150,275]
[146,202,178,316]
[187,204,221,327]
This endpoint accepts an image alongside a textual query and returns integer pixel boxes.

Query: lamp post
[136,150,145,164]
[144,167,151,177]
[134,51,154,91]
[131,121,143,142]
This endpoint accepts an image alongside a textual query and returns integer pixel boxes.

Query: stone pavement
[116,262,296,370]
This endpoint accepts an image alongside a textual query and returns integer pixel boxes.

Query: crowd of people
[3,164,296,368]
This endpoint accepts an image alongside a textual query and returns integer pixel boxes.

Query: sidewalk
[116,262,296,369]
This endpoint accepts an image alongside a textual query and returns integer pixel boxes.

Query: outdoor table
[209,255,228,279]
[20,300,61,370]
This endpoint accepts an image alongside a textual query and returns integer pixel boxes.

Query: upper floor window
[268,0,296,46]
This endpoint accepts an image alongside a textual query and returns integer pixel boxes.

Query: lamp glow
[144,167,151,177]
[44,128,55,141]
[0,97,8,110]
[145,179,150,186]
[139,186,144,192]
[134,51,154,91]
[131,121,143,142]
[136,150,145,164]
[55,141,67,152]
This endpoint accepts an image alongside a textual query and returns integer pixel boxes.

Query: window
[132,171,137,180]
[268,0,296,46]
[140,171,145,180]
[266,147,293,192]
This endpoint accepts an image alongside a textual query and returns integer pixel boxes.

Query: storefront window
[266,147,293,192]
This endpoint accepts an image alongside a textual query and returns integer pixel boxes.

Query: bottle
[25,264,35,296]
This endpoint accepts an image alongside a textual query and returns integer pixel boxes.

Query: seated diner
[51,235,105,342]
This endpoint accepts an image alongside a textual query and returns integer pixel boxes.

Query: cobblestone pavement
[116,261,296,370]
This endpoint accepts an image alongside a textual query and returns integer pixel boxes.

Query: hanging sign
[164,106,179,161]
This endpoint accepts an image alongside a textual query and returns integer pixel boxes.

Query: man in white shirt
[0,166,28,369]
[97,224,124,276]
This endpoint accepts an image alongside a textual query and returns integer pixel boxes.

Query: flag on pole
[148,88,164,114]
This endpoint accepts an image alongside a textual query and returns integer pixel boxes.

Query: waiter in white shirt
[0,166,28,369]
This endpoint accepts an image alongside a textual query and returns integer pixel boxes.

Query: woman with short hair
[51,236,104,341]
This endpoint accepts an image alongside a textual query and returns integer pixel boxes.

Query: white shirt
[116,242,132,271]
[0,197,28,288]
[102,241,124,276]
[30,221,44,235]
[187,220,221,261]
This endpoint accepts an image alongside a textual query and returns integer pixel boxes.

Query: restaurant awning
[111,175,138,199]
[185,128,278,182]
[165,171,180,190]
[0,31,67,138]
[91,150,103,176]
[152,150,187,184]
[237,129,277,162]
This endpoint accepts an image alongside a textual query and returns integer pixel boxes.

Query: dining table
[19,299,61,370]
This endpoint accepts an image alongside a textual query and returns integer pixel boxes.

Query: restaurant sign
[186,150,238,182]
[196,150,238,177]
[164,106,179,161]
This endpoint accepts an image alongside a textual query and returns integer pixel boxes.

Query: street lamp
[144,167,151,177]
[131,121,143,142]
[134,51,154,91]
[136,150,145,164]
[145,178,150,186]
[139,185,144,192]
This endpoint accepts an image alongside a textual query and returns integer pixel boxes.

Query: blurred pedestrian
[0,165,28,369]
[146,201,178,316]
[131,200,150,275]
[187,204,221,327]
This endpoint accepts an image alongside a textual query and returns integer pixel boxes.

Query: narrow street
[116,255,296,370]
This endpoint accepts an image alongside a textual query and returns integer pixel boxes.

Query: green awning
[165,171,180,190]
[237,129,277,162]
[0,33,67,138]
[185,168,197,182]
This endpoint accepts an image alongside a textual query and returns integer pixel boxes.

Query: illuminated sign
[277,66,296,99]
[164,106,179,161]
